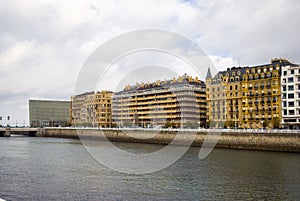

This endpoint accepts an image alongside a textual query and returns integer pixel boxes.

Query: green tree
[186,121,198,129]
[224,120,235,128]
[164,121,172,128]
[273,117,280,129]
[123,121,133,128]
[263,119,270,128]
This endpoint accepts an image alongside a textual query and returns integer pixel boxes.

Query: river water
[0,136,299,200]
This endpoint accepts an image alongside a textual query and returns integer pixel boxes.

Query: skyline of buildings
[28,58,300,129]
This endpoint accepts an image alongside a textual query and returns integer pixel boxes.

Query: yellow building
[70,91,113,127]
[206,58,294,129]
[112,74,206,128]
[205,68,227,127]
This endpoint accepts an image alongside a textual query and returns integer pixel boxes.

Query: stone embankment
[37,128,300,152]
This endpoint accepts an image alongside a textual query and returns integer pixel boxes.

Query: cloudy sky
[0,0,299,126]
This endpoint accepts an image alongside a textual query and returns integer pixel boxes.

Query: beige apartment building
[206,58,295,129]
[112,74,207,128]
[70,91,113,127]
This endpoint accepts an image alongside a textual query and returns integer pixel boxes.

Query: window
[284,110,287,115]
[283,102,287,107]
[291,70,294,74]
[288,85,294,91]
[283,79,286,83]
[235,85,238,90]
[288,102,294,107]
[289,110,295,115]
[288,94,294,99]
[283,71,287,75]
[298,85,300,90]
[282,94,286,99]
[283,86,286,91]
[288,77,294,83]
[298,77,300,82]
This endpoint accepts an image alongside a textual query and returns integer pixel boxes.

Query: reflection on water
[0,137,299,200]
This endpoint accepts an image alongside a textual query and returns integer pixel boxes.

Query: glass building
[29,100,70,127]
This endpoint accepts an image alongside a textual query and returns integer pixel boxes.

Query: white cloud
[0,0,299,125]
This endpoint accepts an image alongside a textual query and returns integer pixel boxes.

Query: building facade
[70,91,113,127]
[206,58,295,129]
[281,64,300,129]
[206,68,227,127]
[29,100,70,127]
[112,74,206,128]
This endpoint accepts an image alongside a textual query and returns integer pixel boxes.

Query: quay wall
[38,128,300,152]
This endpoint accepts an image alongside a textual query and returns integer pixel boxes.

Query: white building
[281,64,300,129]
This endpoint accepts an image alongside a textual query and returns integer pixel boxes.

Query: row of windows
[283,110,300,115]
[283,77,300,83]
[283,69,300,75]
[283,101,300,107]
[282,93,300,99]
[283,85,300,91]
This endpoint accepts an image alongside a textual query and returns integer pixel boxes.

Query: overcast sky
[0,0,299,126]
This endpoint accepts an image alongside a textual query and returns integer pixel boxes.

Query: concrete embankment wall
[38,128,300,152]
[0,128,11,137]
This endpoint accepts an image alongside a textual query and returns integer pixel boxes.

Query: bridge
[0,127,39,137]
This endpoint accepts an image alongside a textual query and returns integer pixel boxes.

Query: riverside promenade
[36,127,300,152]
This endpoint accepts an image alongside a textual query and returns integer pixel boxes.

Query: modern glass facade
[29,100,70,127]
